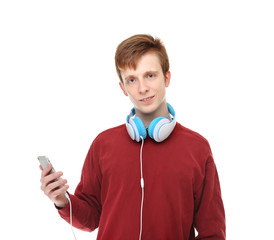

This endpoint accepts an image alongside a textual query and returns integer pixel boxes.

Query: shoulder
[173,122,211,153]
[86,124,127,156]
[91,124,128,146]
[97,124,126,138]
[175,122,209,144]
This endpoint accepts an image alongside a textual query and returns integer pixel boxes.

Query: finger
[49,185,69,199]
[40,171,63,189]
[41,164,53,178]
[47,178,68,193]
[39,165,43,171]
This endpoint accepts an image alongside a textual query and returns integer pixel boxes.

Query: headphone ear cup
[148,117,171,142]
[126,121,136,141]
[148,117,165,140]
[132,116,147,141]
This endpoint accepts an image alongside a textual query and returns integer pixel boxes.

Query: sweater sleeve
[57,139,102,232]
[193,151,226,239]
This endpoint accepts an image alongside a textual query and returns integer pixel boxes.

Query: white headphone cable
[139,136,145,240]
[65,192,78,240]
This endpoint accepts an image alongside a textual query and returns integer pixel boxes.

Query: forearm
[194,156,226,239]
[57,193,100,232]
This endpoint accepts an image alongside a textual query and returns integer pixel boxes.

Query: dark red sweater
[58,123,226,239]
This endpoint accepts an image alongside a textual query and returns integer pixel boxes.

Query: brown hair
[115,34,170,83]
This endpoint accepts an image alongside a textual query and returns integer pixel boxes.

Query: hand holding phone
[38,156,69,208]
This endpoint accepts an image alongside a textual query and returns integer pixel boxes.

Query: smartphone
[38,156,63,189]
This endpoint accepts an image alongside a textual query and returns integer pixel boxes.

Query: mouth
[139,95,155,103]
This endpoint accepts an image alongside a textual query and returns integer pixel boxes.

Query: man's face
[119,52,171,117]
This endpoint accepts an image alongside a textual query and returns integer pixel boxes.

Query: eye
[147,74,154,79]
[128,78,135,84]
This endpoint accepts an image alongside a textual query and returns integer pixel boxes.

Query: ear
[119,81,128,96]
[164,71,171,87]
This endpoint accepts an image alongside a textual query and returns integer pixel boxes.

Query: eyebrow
[145,70,159,76]
[125,75,136,81]
[124,71,159,81]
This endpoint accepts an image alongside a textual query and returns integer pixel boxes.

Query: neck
[135,101,169,128]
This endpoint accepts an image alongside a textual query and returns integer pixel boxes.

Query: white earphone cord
[139,136,145,240]
[66,194,77,240]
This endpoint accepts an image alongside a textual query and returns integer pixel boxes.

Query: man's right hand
[39,164,69,208]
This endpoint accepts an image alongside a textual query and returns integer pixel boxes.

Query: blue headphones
[126,103,176,142]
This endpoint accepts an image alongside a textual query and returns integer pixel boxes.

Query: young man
[40,34,226,239]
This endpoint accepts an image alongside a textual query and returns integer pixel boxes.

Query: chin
[136,104,159,115]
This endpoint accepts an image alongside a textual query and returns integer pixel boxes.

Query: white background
[0,0,273,239]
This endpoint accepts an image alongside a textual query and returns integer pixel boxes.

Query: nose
[138,79,149,94]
